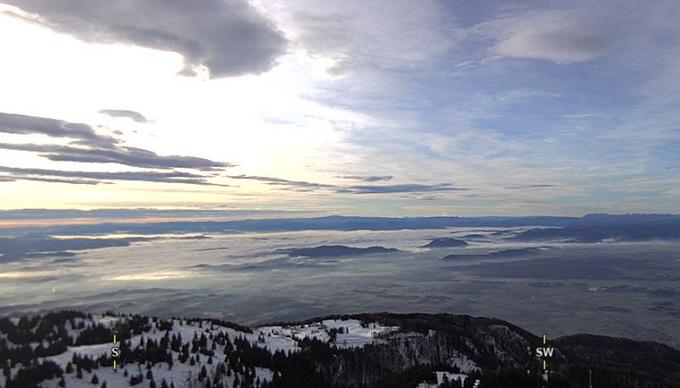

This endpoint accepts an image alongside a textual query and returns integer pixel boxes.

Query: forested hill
[1,311,679,388]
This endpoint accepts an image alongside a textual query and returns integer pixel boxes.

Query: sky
[0,0,678,216]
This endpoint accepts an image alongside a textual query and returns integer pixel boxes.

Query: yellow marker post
[112,334,119,372]
[543,334,548,370]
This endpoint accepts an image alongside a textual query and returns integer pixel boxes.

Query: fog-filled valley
[2,215,679,351]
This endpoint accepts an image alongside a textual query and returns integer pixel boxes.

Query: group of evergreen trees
[3,310,674,388]
[0,310,531,388]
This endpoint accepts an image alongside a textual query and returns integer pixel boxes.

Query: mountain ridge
[2,310,678,388]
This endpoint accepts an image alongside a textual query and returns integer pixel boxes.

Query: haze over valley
[2,212,679,350]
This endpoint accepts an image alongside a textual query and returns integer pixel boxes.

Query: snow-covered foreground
[9,313,476,388]
[27,315,402,388]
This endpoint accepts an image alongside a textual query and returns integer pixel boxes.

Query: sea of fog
[1,227,679,348]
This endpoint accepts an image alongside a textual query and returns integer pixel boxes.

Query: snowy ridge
[4,311,677,387]
[14,315,400,388]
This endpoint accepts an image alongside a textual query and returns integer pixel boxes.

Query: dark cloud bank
[227,174,463,194]
[336,175,394,182]
[3,0,287,77]
[0,112,233,186]
[0,166,230,187]
[0,112,116,148]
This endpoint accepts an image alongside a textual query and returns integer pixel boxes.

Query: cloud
[0,112,117,147]
[0,142,233,170]
[4,0,287,77]
[259,0,459,73]
[505,184,558,190]
[494,11,609,63]
[227,174,335,191]
[0,174,101,185]
[338,183,467,194]
[0,208,306,221]
[228,174,460,194]
[99,109,149,123]
[0,166,228,186]
[336,175,394,182]
[0,112,234,170]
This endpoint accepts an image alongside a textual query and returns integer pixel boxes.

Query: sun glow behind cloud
[0,7,369,209]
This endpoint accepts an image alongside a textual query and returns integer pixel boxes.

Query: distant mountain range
[2,213,680,263]
[3,212,680,237]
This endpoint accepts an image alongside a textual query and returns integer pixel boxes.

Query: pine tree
[91,373,99,384]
